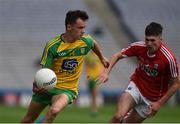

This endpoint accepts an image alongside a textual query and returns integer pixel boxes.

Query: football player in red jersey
[97,22,180,123]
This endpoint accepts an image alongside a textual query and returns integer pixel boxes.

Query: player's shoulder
[159,42,178,77]
[45,35,61,48]
[46,35,61,45]
[130,41,146,47]
[81,34,93,39]
[127,41,146,51]
[81,34,94,48]
[160,43,177,62]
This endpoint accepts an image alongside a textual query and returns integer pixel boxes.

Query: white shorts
[125,81,152,118]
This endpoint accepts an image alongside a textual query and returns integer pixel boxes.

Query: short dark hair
[65,10,89,28]
[145,22,163,36]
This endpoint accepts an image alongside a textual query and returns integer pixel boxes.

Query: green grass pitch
[0,104,180,123]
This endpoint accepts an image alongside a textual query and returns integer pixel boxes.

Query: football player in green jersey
[21,10,109,123]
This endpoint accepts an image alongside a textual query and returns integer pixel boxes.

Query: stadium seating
[0,0,132,93]
[111,0,180,62]
[1,0,179,102]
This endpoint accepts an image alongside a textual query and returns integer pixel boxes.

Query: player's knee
[48,107,60,117]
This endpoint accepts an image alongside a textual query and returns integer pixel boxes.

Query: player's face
[145,36,162,54]
[68,18,86,40]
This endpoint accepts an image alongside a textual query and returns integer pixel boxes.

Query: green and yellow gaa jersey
[40,34,94,95]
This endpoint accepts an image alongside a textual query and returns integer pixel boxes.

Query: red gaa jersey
[121,41,179,101]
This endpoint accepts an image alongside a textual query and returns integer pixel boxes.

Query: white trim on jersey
[131,41,145,47]
[121,46,131,53]
[121,41,145,57]
[160,46,177,77]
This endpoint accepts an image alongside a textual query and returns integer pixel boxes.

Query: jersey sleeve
[40,43,56,68]
[40,36,60,67]
[167,54,179,78]
[161,45,179,78]
[81,34,94,50]
[121,42,143,57]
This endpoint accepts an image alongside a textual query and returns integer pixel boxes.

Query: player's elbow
[112,52,122,61]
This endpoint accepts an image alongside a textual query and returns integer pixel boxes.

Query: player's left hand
[32,82,48,94]
[147,101,161,118]
[95,69,109,85]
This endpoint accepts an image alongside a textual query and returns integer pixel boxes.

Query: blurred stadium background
[0,0,180,122]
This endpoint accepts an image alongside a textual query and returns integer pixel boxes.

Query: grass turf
[0,104,180,123]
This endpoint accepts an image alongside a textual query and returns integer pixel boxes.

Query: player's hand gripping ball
[34,68,57,89]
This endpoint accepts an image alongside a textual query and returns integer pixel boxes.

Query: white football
[34,68,57,89]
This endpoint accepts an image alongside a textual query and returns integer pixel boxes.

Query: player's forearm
[158,77,180,105]
[106,53,123,75]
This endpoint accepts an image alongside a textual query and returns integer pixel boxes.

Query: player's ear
[67,24,72,31]
[158,35,162,40]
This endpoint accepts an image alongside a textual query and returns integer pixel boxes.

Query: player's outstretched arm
[96,52,124,84]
